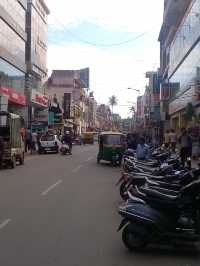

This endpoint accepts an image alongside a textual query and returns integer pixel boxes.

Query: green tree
[109,95,118,114]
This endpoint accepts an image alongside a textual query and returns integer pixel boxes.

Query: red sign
[31,90,48,107]
[0,87,26,106]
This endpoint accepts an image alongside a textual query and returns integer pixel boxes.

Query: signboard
[31,89,48,107]
[79,68,89,88]
[63,93,71,119]
[0,87,26,106]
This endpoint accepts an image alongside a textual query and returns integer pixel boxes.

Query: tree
[109,95,118,114]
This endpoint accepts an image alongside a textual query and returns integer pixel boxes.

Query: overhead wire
[49,16,148,47]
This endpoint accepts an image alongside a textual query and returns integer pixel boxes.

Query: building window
[0,58,25,92]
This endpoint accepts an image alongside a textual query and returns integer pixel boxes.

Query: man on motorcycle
[62,131,73,155]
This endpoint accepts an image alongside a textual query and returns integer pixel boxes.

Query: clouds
[47,0,163,32]
[45,0,163,117]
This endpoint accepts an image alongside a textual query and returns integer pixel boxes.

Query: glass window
[0,19,25,61]
[104,135,122,145]
[31,7,48,73]
[169,39,200,97]
[41,135,55,141]
[169,0,200,76]
[0,0,26,30]
[0,58,25,93]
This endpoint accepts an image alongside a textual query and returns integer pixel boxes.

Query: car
[39,134,61,154]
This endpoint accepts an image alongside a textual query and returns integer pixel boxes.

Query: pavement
[0,144,199,266]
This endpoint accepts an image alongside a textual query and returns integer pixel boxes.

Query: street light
[127,88,140,95]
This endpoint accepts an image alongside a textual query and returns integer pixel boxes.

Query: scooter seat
[139,187,178,202]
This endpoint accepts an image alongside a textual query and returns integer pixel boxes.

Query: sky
[46,0,164,118]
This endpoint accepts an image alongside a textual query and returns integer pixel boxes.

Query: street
[0,144,199,266]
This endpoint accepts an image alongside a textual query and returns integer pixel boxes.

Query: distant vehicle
[0,111,25,168]
[82,132,94,144]
[73,135,82,145]
[39,134,61,154]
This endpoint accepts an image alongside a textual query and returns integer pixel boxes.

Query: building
[96,104,112,131]
[25,0,50,130]
[48,69,90,135]
[158,0,200,131]
[0,0,27,121]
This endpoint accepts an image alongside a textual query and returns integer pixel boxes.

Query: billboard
[79,68,89,88]
[63,93,71,119]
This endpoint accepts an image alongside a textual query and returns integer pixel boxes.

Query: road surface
[0,144,199,266]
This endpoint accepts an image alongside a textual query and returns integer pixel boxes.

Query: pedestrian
[0,136,4,168]
[32,131,38,152]
[136,137,150,160]
[179,128,192,167]
[170,129,177,153]
[25,128,32,154]
[164,130,170,148]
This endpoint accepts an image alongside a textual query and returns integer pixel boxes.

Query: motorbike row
[116,148,200,251]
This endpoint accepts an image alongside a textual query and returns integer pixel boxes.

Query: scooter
[60,143,70,155]
[118,179,200,251]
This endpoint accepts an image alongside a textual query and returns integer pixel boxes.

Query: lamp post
[127,88,140,95]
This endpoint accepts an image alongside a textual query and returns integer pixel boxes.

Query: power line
[49,16,148,47]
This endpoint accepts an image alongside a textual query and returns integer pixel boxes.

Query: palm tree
[109,95,118,130]
[109,95,118,114]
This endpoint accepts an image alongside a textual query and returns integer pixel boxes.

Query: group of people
[164,127,192,166]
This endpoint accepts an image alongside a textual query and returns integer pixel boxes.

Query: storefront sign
[0,87,26,106]
[169,86,197,115]
[31,90,48,107]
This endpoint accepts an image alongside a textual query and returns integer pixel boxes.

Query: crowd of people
[127,127,199,167]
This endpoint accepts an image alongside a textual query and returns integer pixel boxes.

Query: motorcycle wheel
[120,182,128,200]
[122,224,147,251]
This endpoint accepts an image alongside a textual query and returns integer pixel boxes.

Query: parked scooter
[118,179,200,251]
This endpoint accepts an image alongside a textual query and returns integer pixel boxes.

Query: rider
[62,131,73,155]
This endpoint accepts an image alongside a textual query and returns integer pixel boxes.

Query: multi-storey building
[26,0,50,130]
[0,0,27,120]
[158,0,200,131]
[48,69,90,135]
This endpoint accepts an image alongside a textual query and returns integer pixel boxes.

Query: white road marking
[41,180,63,196]
[85,156,93,162]
[0,219,11,229]
[72,165,83,173]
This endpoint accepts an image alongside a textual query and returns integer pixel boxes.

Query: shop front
[30,89,48,133]
[0,86,27,124]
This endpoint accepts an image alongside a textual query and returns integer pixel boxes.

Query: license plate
[45,148,51,151]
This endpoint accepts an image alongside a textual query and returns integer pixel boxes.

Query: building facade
[26,0,50,129]
[48,69,90,135]
[0,0,27,121]
[158,0,200,131]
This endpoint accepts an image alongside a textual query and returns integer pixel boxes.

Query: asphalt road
[0,144,199,266]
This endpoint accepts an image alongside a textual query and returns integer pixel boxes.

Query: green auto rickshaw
[97,132,126,166]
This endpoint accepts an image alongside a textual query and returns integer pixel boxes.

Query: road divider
[0,219,11,230]
[41,180,63,196]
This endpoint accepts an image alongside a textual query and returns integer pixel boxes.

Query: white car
[39,134,62,154]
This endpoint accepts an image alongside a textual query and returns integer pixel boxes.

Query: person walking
[136,137,150,160]
[164,130,170,148]
[25,128,33,154]
[179,128,192,167]
[170,129,177,153]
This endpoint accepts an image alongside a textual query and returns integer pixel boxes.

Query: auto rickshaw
[0,111,24,169]
[82,132,94,144]
[97,132,126,165]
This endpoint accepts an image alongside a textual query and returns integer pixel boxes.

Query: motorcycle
[60,143,70,155]
[118,179,200,251]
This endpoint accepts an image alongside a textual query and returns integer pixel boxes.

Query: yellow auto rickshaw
[82,132,94,144]
[97,132,126,166]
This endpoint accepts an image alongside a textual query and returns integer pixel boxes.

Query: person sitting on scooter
[62,131,72,155]
[136,137,150,160]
